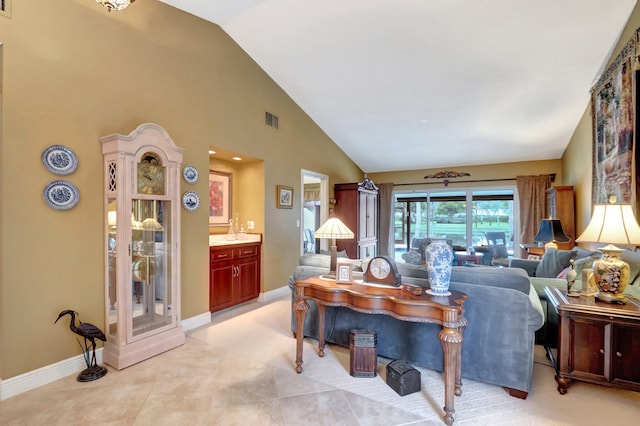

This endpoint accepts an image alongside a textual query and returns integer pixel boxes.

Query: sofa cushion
[535,249,577,278]
[450,266,531,294]
[397,261,429,279]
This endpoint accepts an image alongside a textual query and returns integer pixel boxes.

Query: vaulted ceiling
[159,0,637,172]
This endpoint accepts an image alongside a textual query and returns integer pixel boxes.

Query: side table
[544,286,640,394]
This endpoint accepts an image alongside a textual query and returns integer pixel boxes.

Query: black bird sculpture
[55,310,108,381]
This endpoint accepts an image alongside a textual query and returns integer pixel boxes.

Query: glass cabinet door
[131,199,172,337]
[107,198,118,338]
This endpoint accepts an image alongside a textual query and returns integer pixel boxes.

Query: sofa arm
[509,258,539,277]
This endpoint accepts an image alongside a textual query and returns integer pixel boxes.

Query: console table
[545,286,640,394]
[294,277,467,425]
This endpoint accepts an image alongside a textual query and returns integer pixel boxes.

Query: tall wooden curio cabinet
[334,178,379,259]
[100,123,185,370]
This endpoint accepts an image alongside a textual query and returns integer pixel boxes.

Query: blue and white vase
[425,238,454,296]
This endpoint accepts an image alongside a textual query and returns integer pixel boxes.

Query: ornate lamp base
[592,244,629,304]
[595,292,628,304]
[77,365,108,382]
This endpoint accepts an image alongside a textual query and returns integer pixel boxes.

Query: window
[394,188,515,258]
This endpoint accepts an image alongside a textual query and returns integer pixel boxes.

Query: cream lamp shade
[314,217,354,279]
[575,196,640,303]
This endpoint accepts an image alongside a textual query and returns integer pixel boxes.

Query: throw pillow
[556,266,571,279]
[535,249,577,278]
[572,247,600,260]
[573,255,599,277]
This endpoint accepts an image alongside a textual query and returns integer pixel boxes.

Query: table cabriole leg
[439,326,463,425]
[455,318,467,396]
[317,304,326,357]
[294,297,309,373]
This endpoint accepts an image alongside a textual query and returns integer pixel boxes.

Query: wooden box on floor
[386,360,421,396]
[349,329,377,377]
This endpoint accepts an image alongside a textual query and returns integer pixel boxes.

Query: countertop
[209,233,262,246]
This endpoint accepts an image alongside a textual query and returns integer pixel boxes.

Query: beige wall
[562,3,640,234]
[3,0,638,382]
[0,1,361,378]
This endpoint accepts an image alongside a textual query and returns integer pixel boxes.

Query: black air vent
[265,111,279,129]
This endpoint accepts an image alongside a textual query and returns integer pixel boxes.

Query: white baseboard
[0,311,213,401]
[0,288,289,401]
[259,285,290,303]
[0,349,104,401]
[181,311,212,331]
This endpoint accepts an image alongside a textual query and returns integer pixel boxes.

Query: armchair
[485,231,510,267]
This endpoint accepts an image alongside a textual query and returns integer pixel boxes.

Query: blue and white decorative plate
[182,165,199,184]
[182,191,200,212]
[41,145,78,176]
[43,180,80,210]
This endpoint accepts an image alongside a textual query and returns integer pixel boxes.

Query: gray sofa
[288,254,544,398]
[509,247,640,345]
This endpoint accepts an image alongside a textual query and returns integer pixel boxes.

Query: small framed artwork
[527,254,540,261]
[209,170,232,226]
[276,185,293,209]
[336,261,353,284]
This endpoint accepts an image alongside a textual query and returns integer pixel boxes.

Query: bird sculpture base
[77,365,108,382]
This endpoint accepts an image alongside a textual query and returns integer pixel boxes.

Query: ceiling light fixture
[96,0,135,12]
[232,157,242,161]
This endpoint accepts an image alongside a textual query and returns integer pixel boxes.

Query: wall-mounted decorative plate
[41,145,78,175]
[182,191,200,212]
[43,180,80,210]
[182,165,199,184]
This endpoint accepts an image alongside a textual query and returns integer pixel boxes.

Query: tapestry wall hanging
[591,31,638,207]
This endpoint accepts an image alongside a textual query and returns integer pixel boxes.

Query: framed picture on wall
[209,170,232,226]
[276,185,293,209]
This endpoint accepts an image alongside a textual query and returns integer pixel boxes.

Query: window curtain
[516,175,551,258]
[378,183,394,256]
[304,183,321,202]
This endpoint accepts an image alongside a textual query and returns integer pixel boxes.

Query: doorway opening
[301,170,328,255]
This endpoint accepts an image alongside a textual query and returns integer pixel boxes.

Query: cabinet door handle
[600,349,605,354]
[217,254,228,258]
[616,352,622,357]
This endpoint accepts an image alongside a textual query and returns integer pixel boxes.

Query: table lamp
[533,218,570,249]
[314,217,354,279]
[575,196,640,303]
